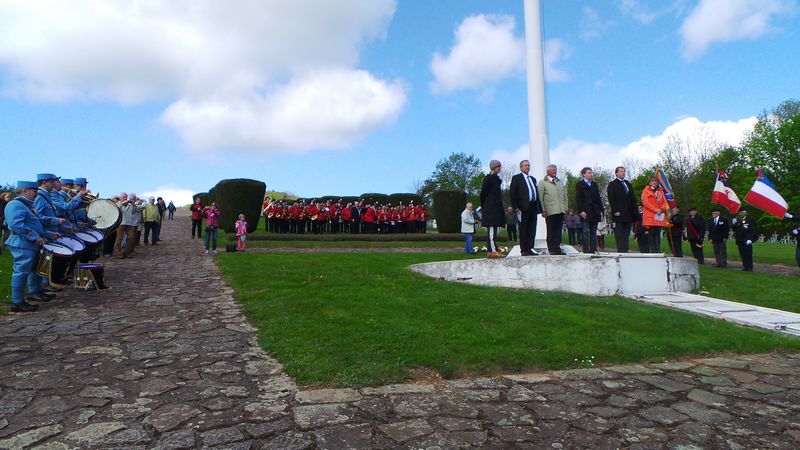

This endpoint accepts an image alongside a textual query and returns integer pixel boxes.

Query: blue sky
[1,0,798,204]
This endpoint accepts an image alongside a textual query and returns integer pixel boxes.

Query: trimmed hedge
[207,186,217,206]
[432,190,466,233]
[359,193,389,205]
[194,192,209,206]
[212,178,266,233]
[388,193,423,206]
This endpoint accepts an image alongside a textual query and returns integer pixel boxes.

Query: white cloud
[490,116,757,176]
[544,39,571,82]
[430,14,525,94]
[161,68,407,152]
[140,185,196,207]
[0,0,403,153]
[680,0,794,59]
[580,7,614,40]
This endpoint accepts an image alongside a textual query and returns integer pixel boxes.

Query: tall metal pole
[523,0,549,176]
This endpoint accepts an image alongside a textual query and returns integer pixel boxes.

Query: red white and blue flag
[744,169,788,218]
[711,169,741,214]
[654,167,677,208]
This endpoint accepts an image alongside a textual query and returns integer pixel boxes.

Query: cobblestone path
[1,216,799,449]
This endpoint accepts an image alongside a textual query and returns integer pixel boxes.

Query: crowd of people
[260,198,429,235]
[463,161,800,269]
[2,173,177,313]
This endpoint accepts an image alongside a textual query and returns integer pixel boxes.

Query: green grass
[696,265,800,313]
[0,250,11,315]
[217,252,800,387]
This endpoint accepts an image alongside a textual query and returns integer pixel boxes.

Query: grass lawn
[217,252,800,387]
[696,265,800,314]
[0,250,11,315]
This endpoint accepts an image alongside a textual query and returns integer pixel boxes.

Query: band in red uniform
[260,197,429,235]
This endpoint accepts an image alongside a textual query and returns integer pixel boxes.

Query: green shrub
[208,186,217,206]
[212,179,266,233]
[388,193,423,206]
[194,192,209,206]
[432,190,466,233]
[359,193,389,205]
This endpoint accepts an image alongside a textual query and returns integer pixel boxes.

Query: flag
[744,169,788,218]
[711,169,741,214]
[654,167,676,208]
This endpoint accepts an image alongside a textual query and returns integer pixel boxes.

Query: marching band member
[72,177,95,227]
[5,181,64,311]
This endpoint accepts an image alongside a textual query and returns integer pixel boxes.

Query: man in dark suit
[708,208,730,268]
[606,166,637,253]
[732,208,758,271]
[509,160,542,256]
[575,167,604,254]
[668,205,684,257]
[685,207,706,264]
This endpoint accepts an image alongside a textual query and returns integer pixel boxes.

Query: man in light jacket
[461,202,476,254]
[538,164,568,255]
[114,192,146,259]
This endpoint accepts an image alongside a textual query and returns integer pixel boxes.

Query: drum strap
[9,198,45,239]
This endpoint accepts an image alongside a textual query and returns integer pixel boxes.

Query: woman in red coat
[641,177,667,253]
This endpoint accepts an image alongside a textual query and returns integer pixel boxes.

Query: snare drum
[56,235,86,257]
[75,263,108,290]
[74,230,102,261]
[36,242,75,288]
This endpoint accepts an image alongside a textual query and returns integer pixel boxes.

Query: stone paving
[1,215,799,449]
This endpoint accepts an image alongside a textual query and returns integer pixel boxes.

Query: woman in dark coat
[480,160,506,257]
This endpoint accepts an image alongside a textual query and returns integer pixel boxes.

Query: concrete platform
[409,253,699,296]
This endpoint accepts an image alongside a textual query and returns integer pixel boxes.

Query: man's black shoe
[27,292,54,302]
[11,302,39,312]
[42,286,62,293]
[520,251,533,256]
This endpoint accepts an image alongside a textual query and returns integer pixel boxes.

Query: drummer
[34,173,75,235]
[51,178,85,228]
[4,181,64,312]
[72,177,95,227]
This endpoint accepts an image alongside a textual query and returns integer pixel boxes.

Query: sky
[1,0,798,205]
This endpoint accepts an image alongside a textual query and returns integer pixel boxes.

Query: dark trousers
[506,224,518,242]
[144,221,157,243]
[738,242,754,271]
[689,240,704,264]
[646,227,662,253]
[667,232,683,257]
[518,208,538,253]
[712,240,727,267]
[168,210,174,220]
[636,234,649,253]
[581,221,598,253]
[613,221,632,253]
[545,213,564,254]
[567,227,577,245]
[192,219,203,238]
[153,221,162,241]
[795,245,800,269]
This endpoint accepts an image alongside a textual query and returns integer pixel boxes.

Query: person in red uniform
[362,203,377,234]
[340,203,352,233]
[261,196,271,232]
[418,205,429,233]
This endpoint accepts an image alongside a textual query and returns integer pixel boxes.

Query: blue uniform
[51,190,83,225]
[34,188,70,233]
[4,197,59,303]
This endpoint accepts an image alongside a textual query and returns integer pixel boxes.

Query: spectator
[461,202,477,254]
[167,200,176,220]
[0,192,11,255]
[190,197,203,239]
[154,197,166,242]
[641,177,667,253]
[596,214,608,252]
[143,197,160,245]
[235,213,248,252]
[606,166,637,253]
[565,209,579,245]
[633,204,649,253]
[203,202,222,254]
[480,160,506,258]
[538,164,568,255]
[575,167,603,254]
[505,206,518,243]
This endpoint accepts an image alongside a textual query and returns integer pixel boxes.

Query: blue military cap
[16,181,38,189]
[74,177,88,185]
[36,173,59,181]
[60,178,74,185]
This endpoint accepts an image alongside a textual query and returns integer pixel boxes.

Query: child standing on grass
[235,214,248,252]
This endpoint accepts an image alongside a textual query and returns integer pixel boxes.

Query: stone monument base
[410,253,699,297]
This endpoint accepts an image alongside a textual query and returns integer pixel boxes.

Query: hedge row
[432,190,466,233]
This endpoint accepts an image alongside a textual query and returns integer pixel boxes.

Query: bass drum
[87,199,121,232]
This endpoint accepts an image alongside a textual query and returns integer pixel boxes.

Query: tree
[658,127,723,210]
[738,99,800,234]
[423,152,484,197]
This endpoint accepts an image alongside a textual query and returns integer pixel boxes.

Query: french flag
[744,169,788,218]
[711,169,741,214]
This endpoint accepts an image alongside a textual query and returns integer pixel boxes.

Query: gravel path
[1,215,798,449]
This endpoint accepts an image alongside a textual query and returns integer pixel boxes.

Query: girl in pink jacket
[235,214,248,252]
